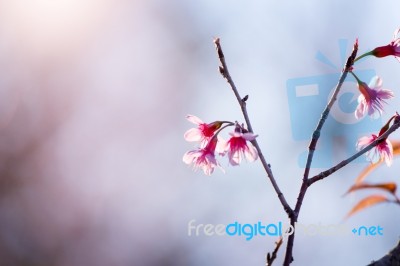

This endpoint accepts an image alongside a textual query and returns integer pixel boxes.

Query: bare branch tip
[394,112,400,123]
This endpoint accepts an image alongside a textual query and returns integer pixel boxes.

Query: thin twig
[308,116,400,185]
[212,37,400,266]
[390,199,400,206]
[302,40,359,190]
[213,37,293,217]
[266,237,283,266]
[395,194,400,205]
[283,39,359,266]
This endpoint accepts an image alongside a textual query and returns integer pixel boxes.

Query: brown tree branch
[283,39,359,266]
[212,37,400,266]
[266,237,283,266]
[213,37,293,217]
[308,115,400,185]
[367,241,400,266]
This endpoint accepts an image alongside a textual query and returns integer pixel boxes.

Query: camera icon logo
[287,40,382,168]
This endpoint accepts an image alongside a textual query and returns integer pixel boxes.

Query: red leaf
[346,195,388,219]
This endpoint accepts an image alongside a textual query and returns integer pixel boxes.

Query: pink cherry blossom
[184,115,222,146]
[355,76,394,119]
[356,134,393,166]
[183,137,224,175]
[225,131,258,166]
[372,28,400,61]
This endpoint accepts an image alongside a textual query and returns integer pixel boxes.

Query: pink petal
[186,115,203,125]
[393,28,400,40]
[183,151,196,164]
[383,140,393,166]
[204,154,217,174]
[202,162,214,175]
[367,149,380,164]
[216,136,227,155]
[244,145,258,162]
[356,135,375,150]
[229,150,241,166]
[368,104,380,117]
[385,155,393,166]
[377,89,394,99]
[242,133,258,141]
[229,132,241,138]
[184,128,202,142]
[203,168,213,175]
[355,97,366,119]
[369,76,382,88]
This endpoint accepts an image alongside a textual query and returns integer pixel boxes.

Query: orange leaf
[346,195,388,219]
[392,140,400,155]
[355,160,383,184]
[344,182,397,196]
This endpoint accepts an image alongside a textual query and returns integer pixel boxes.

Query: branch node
[218,66,225,76]
[312,131,320,140]
[214,39,293,264]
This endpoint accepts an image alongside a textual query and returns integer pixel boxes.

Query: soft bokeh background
[0,0,399,265]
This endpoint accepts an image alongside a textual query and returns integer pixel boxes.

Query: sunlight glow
[1,0,109,55]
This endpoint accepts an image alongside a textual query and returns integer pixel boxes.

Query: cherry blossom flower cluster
[353,28,400,165]
[183,28,400,174]
[356,113,399,166]
[183,115,258,175]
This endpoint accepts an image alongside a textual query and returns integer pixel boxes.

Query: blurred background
[0,0,399,265]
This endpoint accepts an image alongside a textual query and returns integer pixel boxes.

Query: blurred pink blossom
[355,76,394,119]
[372,28,400,61]
[356,134,393,166]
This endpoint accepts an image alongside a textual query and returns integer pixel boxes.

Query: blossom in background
[183,137,224,175]
[355,28,400,62]
[356,114,398,166]
[356,134,393,166]
[354,76,394,119]
[225,129,258,166]
[184,115,222,146]
[372,28,400,61]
